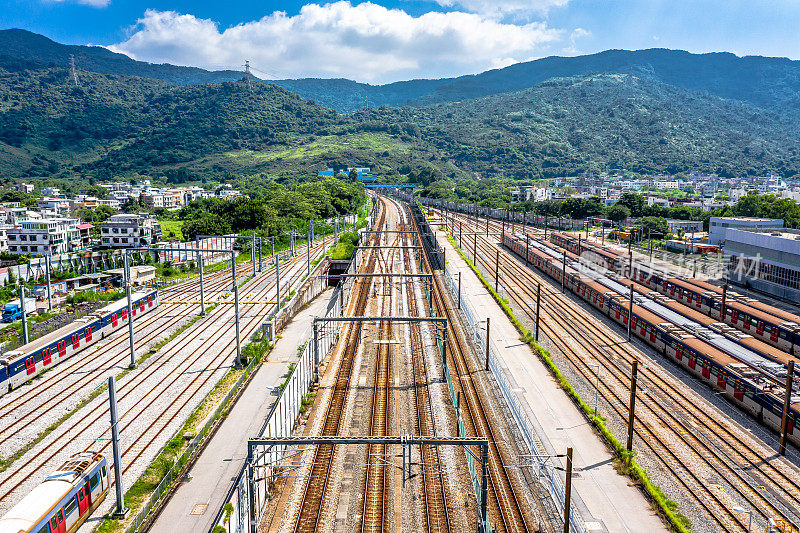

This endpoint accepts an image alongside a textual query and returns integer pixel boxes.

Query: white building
[41,187,61,197]
[709,217,784,246]
[16,183,34,194]
[726,228,800,301]
[100,213,161,248]
[7,218,80,255]
[37,197,72,215]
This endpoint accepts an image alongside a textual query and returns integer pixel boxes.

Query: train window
[90,473,99,489]
[65,497,77,515]
[36,524,48,533]
[51,516,58,529]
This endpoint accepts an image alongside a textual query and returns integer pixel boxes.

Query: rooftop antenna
[69,54,79,87]
[243,60,252,91]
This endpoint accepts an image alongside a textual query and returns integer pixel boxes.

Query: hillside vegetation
[0,62,798,183]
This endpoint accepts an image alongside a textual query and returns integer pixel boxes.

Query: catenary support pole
[307,229,311,278]
[198,255,205,316]
[480,444,488,533]
[124,252,136,369]
[535,283,541,342]
[495,249,501,293]
[485,317,490,371]
[525,235,530,266]
[18,283,28,345]
[627,360,638,451]
[627,283,634,341]
[232,252,242,368]
[457,271,462,310]
[108,376,128,518]
[720,283,728,322]
[561,250,566,293]
[251,232,256,275]
[275,243,281,311]
[563,447,573,533]
[780,360,795,455]
[45,252,52,311]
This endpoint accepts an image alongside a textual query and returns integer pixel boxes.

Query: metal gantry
[245,435,490,533]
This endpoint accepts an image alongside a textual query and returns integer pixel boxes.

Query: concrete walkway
[437,231,666,533]
[148,289,334,533]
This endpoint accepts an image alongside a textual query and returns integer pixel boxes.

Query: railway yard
[1,193,799,533]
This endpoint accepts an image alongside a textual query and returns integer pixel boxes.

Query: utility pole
[18,282,28,345]
[232,251,242,368]
[124,252,135,369]
[108,376,128,519]
[779,360,795,456]
[563,447,573,533]
[275,241,281,311]
[69,54,79,87]
[626,360,638,452]
[535,283,541,342]
[720,283,728,322]
[627,283,634,341]
[45,252,52,312]
[485,317,490,371]
[457,271,462,310]
[495,250,500,294]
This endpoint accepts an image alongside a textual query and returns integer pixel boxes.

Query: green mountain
[5,30,800,116]
[0,29,244,85]
[0,62,797,183]
[373,73,800,179]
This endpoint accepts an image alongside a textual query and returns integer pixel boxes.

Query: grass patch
[443,228,692,533]
[227,133,410,162]
[158,220,185,242]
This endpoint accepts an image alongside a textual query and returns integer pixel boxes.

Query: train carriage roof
[679,337,738,367]
[0,478,72,531]
[94,291,154,317]
[9,314,101,355]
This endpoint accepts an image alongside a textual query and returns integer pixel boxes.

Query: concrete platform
[437,230,667,533]
[147,289,334,533]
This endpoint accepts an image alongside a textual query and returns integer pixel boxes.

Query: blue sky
[2,0,799,83]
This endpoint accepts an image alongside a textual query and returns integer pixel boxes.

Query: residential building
[99,199,121,210]
[76,223,94,249]
[16,183,34,194]
[709,217,784,245]
[7,218,80,255]
[37,197,72,215]
[99,213,161,248]
[726,228,800,301]
[217,189,241,200]
[41,187,61,197]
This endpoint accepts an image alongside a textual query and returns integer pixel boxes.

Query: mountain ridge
[3,29,800,115]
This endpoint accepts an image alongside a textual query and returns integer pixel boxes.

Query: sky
[1,0,799,83]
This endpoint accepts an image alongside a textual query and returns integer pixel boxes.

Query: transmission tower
[69,54,79,87]
[363,95,368,112]
[243,60,252,91]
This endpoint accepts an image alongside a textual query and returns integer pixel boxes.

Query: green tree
[607,204,631,223]
[616,192,646,217]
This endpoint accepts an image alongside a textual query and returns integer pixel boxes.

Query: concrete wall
[709,217,783,245]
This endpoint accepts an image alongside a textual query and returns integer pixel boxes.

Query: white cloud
[48,0,110,7]
[109,2,563,83]
[432,0,569,18]
[562,26,590,55]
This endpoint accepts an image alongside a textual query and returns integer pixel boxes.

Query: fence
[210,283,343,533]
[442,253,588,533]
[122,247,327,533]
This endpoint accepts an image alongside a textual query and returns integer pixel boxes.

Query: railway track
[444,209,800,531]
[412,208,533,533]
[292,201,387,533]
[0,237,334,513]
[399,209,451,533]
[0,256,268,450]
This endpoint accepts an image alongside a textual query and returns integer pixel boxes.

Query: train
[0,452,109,533]
[0,290,158,396]
[548,232,800,356]
[502,232,800,446]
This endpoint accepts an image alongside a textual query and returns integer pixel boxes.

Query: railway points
[431,204,800,532]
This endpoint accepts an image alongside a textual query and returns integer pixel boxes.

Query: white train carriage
[0,290,157,396]
[0,452,109,533]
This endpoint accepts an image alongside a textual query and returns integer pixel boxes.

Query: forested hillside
[0,66,798,184]
[374,74,800,179]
